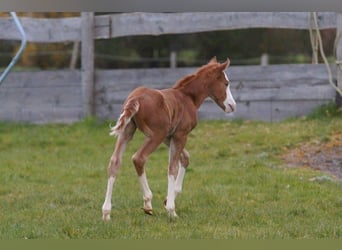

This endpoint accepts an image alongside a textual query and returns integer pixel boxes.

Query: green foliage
[0,115,341,239]
[306,102,341,120]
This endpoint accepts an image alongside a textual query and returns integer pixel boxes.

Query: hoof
[102,211,111,221]
[142,208,153,215]
[164,199,177,218]
[168,210,178,218]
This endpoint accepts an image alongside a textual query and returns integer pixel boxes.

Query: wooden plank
[0,12,337,42]
[95,64,336,91]
[0,16,81,42]
[228,64,336,83]
[94,64,336,91]
[0,86,82,107]
[0,107,83,124]
[105,12,337,38]
[0,92,83,123]
[96,84,335,107]
[0,70,83,124]
[0,70,81,88]
[198,99,332,122]
[230,85,335,101]
[95,64,336,88]
[94,15,111,39]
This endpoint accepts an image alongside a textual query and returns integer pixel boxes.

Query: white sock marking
[175,165,186,196]
[166,175,177,217]
[139,173,153,210]
[102,176,115,220]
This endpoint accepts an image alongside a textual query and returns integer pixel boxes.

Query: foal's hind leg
[102,122,136,221]
[132,136,164,215]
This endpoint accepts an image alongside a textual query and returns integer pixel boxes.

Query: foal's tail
[109,99,140,137]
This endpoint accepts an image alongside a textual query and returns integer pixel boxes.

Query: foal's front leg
[174,149,189,198]
[165,137,187,217]
[163,141,189,200]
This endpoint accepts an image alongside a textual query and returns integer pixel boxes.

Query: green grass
[0,108,342,239]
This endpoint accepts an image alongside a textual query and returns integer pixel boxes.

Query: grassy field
[0,104,341,239]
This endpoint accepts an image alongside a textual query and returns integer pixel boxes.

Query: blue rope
[0,12,27,86]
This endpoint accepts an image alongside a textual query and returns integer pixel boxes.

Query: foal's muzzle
[227,103,236,113]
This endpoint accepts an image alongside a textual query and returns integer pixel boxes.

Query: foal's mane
[172,63,218,89]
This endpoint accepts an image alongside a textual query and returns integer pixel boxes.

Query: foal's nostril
[229,104,235,112]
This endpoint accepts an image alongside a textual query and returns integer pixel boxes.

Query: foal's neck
[176,77,209,109]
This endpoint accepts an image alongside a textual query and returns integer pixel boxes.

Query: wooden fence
[0,12,341,123]
[95,64,336,122]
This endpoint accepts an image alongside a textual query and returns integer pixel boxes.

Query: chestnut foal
[102,57,236,220]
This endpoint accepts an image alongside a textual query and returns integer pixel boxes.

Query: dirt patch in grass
[282,132,342,179]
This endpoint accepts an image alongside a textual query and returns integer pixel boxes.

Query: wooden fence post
[170,51,177,68]
[337,13,342,106]
[81,12,95,117]
[260,53,269,66]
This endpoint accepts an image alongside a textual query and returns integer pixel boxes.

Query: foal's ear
[208,56,217,64]
[219,58,230,70]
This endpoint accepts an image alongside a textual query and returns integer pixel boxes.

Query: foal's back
[126,86,196,138]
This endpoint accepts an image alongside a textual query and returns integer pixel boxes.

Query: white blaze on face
[223,72,236,113]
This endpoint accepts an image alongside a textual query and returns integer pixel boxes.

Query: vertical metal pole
[0,12,27,86]
[81,12,95,117]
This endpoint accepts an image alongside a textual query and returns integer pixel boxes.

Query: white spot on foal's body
[223,72,236,113]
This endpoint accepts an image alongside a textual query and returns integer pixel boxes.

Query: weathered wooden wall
[96,64,336,122]
[0,12,339,123]
[0,64,335,123]
[0,71,82,124]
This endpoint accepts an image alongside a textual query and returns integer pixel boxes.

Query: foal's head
[206,57,236,113]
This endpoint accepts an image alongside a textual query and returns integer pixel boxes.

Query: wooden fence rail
[96,64,336,122]
[0,12,337,42]
[0,12,341,123]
